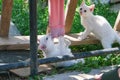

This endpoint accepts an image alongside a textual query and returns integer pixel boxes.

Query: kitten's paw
[78,36,84,41]
[79,32,84,36]
[78,32,87,41]
[78,34,85,41]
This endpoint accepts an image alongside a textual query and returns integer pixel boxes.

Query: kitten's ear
[89,4,95,12]
[81,0,85,5]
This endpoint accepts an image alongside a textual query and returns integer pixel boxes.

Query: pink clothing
[48,0,65,38]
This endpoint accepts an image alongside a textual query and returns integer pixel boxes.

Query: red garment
[48,0,65,38]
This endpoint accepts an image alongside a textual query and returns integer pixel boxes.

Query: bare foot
[94,73,103,80]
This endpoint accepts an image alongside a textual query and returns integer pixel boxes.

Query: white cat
[38,34,84,67]
[78,0,120,49]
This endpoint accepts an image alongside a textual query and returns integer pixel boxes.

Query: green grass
[0,0,119,79]
[0,0,117,35]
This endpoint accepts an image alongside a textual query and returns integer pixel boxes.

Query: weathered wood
[0,33,100,50]
[64,33,100,45]
[65,0,78,34]
[0,0,13,37]
[10,64,52,77]
[46,25,50,34]
[0,36,30,50]
[1,31,120,50]
[114,11,120,31]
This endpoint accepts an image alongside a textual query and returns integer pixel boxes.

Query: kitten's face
[79,1,95,17]
[38,34,53,51]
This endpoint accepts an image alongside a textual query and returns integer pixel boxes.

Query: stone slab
[43,65,118,80]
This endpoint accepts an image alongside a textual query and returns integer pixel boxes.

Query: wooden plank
[0,0,13,37]
[65,0,78,34]
[0,35,45,50]
[0,33,100,50]
[64,33,100,45]
[0,36,30,50]
[114,11,120,31]
[10,64,52,77]
[46,25,50,34]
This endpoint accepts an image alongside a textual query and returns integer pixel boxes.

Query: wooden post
[65,0,78,34]
[114,11,120,31]
[0,0,13,37]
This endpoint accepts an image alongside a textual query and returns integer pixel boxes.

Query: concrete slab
[43,65,118,80]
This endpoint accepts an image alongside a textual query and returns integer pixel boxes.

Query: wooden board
[65,33,100,45]
[114,11,120,31]
[0,36,30,50]
[10,64,52,77]
[0,33,100,50]
[0,0,13,37]
[65,0,78,34]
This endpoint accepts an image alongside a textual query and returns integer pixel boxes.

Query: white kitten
[38,34,84,67]
[78,1,120,49]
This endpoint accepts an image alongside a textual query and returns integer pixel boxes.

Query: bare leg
[58,36,66,55]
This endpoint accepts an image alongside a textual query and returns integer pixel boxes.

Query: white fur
[78,1,120,49]
[38,34,85,67]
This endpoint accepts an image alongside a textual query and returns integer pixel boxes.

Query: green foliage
[94,3,117,27]
[12,0,29,35]
[0,0,119,78]
[29,75,43,80]
[44,54,120,75]
[0,0,117,35]
[37,6,48,35]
